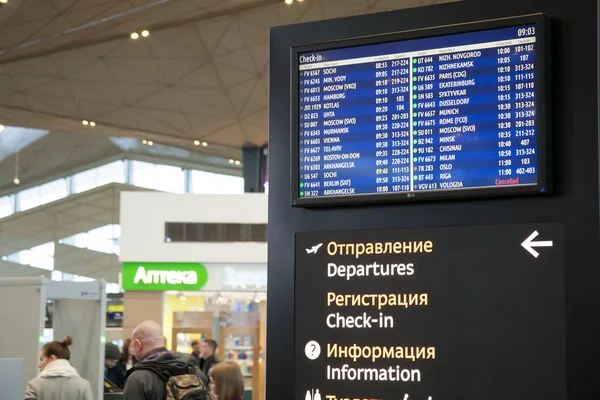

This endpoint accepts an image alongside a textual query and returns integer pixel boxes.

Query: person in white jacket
[24,336,93,400]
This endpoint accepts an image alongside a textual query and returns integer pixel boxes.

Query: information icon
[304,340,321,360]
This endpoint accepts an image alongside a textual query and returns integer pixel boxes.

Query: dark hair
[191,339,200,347]
[42,336,72,360]
[122,338,138,364]
[204,339,218,352]
[209,361,244,400]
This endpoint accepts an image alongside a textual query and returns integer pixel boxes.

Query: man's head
[105,342,121,368]
[191,339,201,355]
[201,339,218,358]
[131,320,165,360]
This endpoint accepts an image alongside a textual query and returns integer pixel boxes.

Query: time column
[373,59,412,195]
[373,60,392,194]
[298,67,323,198]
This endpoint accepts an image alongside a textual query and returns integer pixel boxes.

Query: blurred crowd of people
[24,320,245,400]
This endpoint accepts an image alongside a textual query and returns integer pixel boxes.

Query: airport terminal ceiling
[0,0,462,286]
[0,0,458,160]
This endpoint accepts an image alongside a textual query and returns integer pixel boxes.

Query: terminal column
[242,143,267,193]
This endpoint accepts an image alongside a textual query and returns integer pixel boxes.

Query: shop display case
[171,311,214,353]
[218,311,261,399]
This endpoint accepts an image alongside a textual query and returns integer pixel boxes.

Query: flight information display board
[292,15,549,206]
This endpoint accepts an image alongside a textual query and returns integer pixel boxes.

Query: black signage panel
[295,223,565,400]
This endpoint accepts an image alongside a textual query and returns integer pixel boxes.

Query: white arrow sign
[521,230,553,258]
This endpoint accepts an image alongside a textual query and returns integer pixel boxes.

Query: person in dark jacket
[123,320,208,400]
[105,342,126,389]
[190,339,202,369]
[200,339,220,376]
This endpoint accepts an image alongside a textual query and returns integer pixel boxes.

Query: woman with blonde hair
[208,361,244,400]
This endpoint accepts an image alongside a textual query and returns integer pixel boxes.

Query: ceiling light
[193,140,200,146]
[0,124,4,133]
[141,30,150,38]
[82,120,89,126]
[229,159,234,164]
[142,140,147,144]
[13,178,19,185]
[130,32,139,40]
[235,160,241,165]
[0,0,7,4]
[179,295,186,301]
[285,0,293,4]
[147,140,154,146]
[201,141,208,147]
[89,121,96,127]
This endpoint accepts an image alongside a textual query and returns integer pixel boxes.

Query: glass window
[61,224,120,255]
[96,161,126,187]
[18,186,41,211]
[131,161,185,193]
[190,171,244,194]
[51,271,63,281]
[106,283,122,293]
[73,160,125,194]
[72,168,96,193]
[165,222,185,242]
[131,161,155,190]
[0,196,13,219]
[72,275,94,282]
[38,179,67,205]
[7,242,55,271]
[19,180,67,211]
[154,164,185,193]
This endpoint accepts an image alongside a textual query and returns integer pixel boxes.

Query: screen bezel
[290,13,550,208]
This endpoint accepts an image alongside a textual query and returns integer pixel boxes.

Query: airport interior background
[1,0,600,399]
[0,1,442,399]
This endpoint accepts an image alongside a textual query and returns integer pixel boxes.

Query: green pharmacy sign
[122,262,208,291]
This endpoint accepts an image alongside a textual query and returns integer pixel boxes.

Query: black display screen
[295,223,566,400]
[291,15,550,206]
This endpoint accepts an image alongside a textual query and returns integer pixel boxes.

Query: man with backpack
[123,320,210,400]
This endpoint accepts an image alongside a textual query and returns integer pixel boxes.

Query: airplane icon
[306,243,323,254]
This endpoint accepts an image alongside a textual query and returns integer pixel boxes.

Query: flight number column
[411,56,437,190]
[298,68,323,198]
[374,59,412,195]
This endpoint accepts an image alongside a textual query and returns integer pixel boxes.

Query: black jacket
[190,352,202,369]
[123,347,208,400]
[201,355,219,376]
[105,361,127,389]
